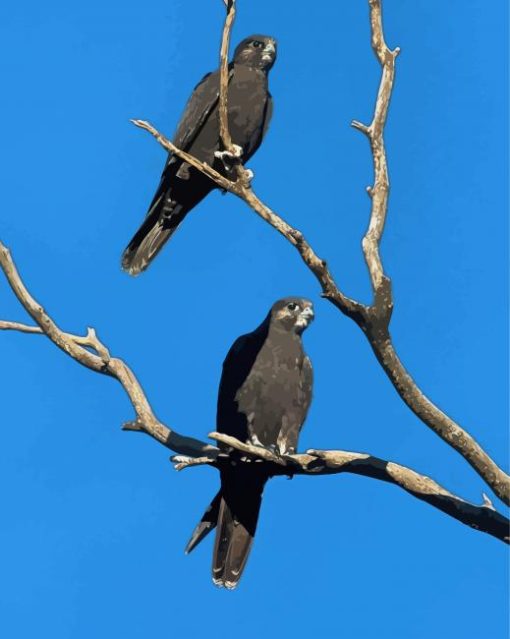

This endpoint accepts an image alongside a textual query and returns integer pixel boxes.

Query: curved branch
[348,0,509,505]
[371,340,510,507]
[1,245,507,544]
[0,242,217,458]
[173,433,509,544]
[130,123,365,323]
[130,0,509,505]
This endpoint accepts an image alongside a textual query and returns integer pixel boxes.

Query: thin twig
[130,120,233,191]
[171,454,219,471]
[218,0,236,153]
[352,0,400,297]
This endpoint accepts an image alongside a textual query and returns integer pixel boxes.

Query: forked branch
[1,248,507,545]
[1,0,507,559]
[0,242,215,458]
[130,0,509,505]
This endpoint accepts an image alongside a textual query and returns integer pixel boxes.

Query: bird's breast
[226,66,268,148]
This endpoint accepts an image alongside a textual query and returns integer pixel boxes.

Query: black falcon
[186,298,314,589]
[122,35,277,275]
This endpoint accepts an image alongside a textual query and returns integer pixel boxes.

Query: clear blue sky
[0,1,508,637]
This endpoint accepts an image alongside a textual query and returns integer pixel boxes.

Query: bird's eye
[252,40,263,48]
[287,302,298,311]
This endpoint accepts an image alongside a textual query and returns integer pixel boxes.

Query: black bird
[186,298,314,589]
[122,35,277,275]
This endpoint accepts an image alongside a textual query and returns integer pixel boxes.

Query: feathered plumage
[122,35,276,275]
[186,298,314,589]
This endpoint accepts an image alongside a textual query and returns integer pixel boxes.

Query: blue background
[0,1,508,637]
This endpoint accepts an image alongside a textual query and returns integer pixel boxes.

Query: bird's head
[270,297,314,335]
[233,35,277,72]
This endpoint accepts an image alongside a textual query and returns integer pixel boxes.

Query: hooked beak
[262,41,276,61]
[301,305,314,322]
[296,305,314,331]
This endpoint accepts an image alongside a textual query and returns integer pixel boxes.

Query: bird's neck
[268,323,302,343]
[233,61,268,76]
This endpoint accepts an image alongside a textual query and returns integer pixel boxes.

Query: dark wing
[262,94,273,140]
[244,93,273,160]
[147,66,235,208]
[216,322,269,440]
[300,355,313,426]
[172,70,220,152]
[121,67,232,275]
[143,69,223,215]
[173,64,236,151]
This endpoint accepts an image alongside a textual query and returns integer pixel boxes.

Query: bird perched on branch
[122,35,277,275]
[186,297,314,589]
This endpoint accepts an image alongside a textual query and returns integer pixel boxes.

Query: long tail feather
[212,471,266,589]
[185,491,222,555]
[121,164,214,276]
[121,194,186,276]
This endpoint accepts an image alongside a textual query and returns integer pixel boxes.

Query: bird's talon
[214,145,244,170]
[242,169,254,184]
[231,144,243,158]
[306,448,327,459]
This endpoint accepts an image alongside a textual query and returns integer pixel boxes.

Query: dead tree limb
[0,242,216,458]
[172,433,509,545]
[0,245,507,544]
[1,0,507,557]
[131,0,509,505]
[218,0,236,154]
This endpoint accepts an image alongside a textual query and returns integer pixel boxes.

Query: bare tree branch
[170,433,509,545]
[1,0,506,564]
[130,0,509,505]
[130,119,233,190]
[0,242,216,458]
[0,320,111,358]
[369,341,510,505]
[348,0,510,506]
[0,320,45,334]
[352,0,400,296]
[218,0,236,154]
[1,244,508,544]
[130,127,364,322]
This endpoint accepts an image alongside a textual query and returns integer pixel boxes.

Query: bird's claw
[242,168,254,185]
[280,453,299,465]
[305,449,328,459]
[214,145,244,170]
[265,446,298,466]
[265,443,281,457]
[230,144,243,158]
